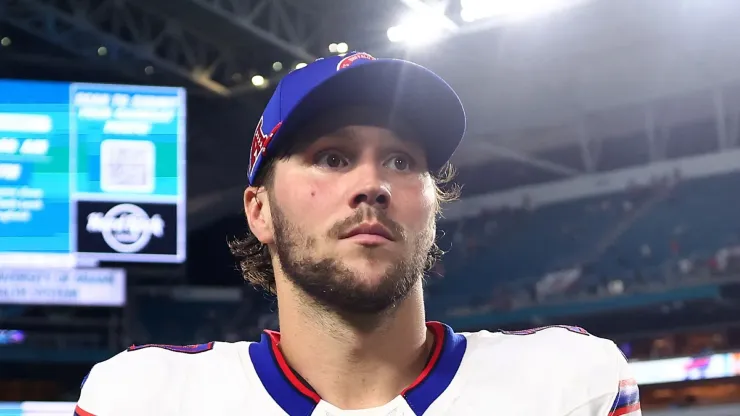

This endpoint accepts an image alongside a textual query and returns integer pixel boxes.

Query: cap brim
[277,59,466,172]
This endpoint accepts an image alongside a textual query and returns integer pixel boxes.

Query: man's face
[267,107,437,314]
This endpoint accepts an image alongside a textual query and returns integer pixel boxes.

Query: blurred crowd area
[615,326,737,361]
[425,171,740,318]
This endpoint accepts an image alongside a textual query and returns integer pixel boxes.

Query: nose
[348,167,391,210]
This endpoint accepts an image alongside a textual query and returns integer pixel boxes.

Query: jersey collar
[248,321,467,416]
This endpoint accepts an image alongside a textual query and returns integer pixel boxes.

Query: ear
[244,186,275,245]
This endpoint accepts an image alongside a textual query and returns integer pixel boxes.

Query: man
[75,52,641,415]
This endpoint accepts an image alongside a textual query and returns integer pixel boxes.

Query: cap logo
[249,117,282,177]
[337,52,375,71]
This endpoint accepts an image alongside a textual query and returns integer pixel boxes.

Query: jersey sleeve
[604,347,641,416]
[566,342,641,416]
[75,349,171,416]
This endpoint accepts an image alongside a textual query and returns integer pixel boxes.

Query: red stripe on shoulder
[75,405,97,416]
[609,378,640,416]
[610,402,641,416]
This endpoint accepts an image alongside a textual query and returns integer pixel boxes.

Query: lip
[342,223,395,242]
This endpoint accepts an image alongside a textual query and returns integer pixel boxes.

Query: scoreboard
[0,79,186,265]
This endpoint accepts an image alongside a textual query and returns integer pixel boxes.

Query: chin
[343,261,397,285]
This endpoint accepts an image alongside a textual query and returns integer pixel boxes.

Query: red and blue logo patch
[248,117,282,179]
[336,52,375,71]
[127,342,215,354]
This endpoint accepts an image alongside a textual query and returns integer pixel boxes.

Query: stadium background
[2,0,740,414]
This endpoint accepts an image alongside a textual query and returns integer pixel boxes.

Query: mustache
[328,207,405,241]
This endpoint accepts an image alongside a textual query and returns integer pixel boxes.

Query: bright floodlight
[251,75,265,87]
[295,62,307,69]
[461,0,579,23]
[336,42,349,53]
[328,43,338,53]
[386,17,445,46]
[387,26,405,43]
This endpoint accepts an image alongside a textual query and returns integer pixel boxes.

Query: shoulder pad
[464,326,632,414]
[76,345,188,415]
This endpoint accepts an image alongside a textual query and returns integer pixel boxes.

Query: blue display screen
[0,80,186,264]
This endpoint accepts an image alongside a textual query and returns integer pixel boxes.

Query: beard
[270,198,433,315]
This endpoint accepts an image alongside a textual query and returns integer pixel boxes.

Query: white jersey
[74,323,640,416]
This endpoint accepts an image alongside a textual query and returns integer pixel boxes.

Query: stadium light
[251,75,265,87]
[295,62,307,69]
[460,0,582,23]
[1,37,10,47]
[386,15,448,46]
[328,42,349,54]
[272,61,283,71]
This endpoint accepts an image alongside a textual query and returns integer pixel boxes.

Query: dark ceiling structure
[0,0,433,95]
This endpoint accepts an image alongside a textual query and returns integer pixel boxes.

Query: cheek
[420,178,437,213]
[281,181,336,226]
[398,179,436,231]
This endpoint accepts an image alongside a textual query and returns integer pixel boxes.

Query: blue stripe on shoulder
[404,323,467,416]
[249,336,318,416]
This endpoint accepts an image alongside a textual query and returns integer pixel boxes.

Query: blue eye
[316,151,349,169]
[385,154,412,171]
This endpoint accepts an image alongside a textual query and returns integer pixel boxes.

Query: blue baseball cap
[247,51,466,185]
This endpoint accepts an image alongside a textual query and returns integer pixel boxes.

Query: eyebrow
[318,130,423,154]
[284,116,423,157]
[326,127,364,143]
